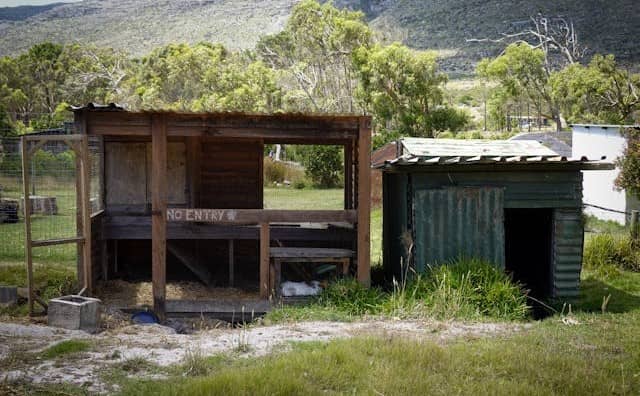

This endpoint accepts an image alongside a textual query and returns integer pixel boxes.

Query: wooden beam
[79,135,92,294]
[20,137,34,315]
[103,221,356,241]
[260,222,270,299]
[23,134,86,142]
[151,114,168,320]
[166,209,357,224]
[357,117,372,286]
[31,237,85,247]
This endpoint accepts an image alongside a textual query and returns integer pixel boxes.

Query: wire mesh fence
[0,133,103,264]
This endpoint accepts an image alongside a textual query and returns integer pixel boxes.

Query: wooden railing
[165,208,357,297]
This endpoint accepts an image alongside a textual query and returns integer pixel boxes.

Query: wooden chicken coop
[73,104,371,318]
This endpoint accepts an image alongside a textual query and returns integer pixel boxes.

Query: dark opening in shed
[504,208,552,298]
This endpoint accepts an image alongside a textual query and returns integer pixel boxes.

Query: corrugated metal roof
[402,137,558,156]
[509,132,572,157]
[376,138,613,170]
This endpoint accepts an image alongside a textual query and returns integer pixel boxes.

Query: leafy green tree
[300,145,342,188]
[353,43,450,139]
[131,43,281,112]
[616,128,640,198]
[257,0,372,112]
[477,43,563,131]
[553,55,640,124]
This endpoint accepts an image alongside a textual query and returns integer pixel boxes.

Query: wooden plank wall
[105,141,187,206]
[200,139,263,209]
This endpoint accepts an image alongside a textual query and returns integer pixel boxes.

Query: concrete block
[0,286,18,307]
[21,196,58,215]
[0,199,19,224]
[48,295,101,333]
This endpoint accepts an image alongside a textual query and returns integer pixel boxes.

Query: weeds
[317,278,385,316]
[584,233,640,274]
[120,356,153,373]
[270,257,530,321]
[41,339,91,359]
[182,348,209,376]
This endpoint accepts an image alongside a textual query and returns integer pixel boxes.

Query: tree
[616,128,640,199]
[257,0,372,113]
[478,43,563,131]
[300,145,343,188]
[353,43,451,138]
[472,14,588,132]
[129,43,282,112]
[552,54,640,124]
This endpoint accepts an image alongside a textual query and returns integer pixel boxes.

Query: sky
[0,0,81,7]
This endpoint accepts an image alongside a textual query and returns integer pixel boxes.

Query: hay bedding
[95,280,260,308]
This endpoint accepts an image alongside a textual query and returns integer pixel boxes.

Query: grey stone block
[48,295,101,333]
[0,286,18,307]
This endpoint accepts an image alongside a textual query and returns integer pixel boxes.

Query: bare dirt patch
[0,318,532,394]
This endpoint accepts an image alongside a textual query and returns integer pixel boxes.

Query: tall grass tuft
[313,258,529,321]
[416,257,530,320]
[584,233,640,274]
[317,278,385,316]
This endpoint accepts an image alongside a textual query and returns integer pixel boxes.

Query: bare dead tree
[468,13,588,73]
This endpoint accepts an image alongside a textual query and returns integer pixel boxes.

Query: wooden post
[75,144,84,290]
[344,141,353,209]
[20,138,35,315]
[356,117,371,286]
[79,136,92,294]
[631,210,639,245]
[186,136,200,208]
[260,222,270,299]
[228,239,234,287]
[151,114,168,320]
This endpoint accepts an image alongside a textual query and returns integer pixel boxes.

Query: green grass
[119,313,640,395]
[266,258,530,322]
[114,265,640,395]
[0,260,77,316]
[0,182,78,262]
[263,187,343,210]
[41,339,91,359]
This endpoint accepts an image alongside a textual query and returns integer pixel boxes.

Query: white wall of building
[572,125,629,224]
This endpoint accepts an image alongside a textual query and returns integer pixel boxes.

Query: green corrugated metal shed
[377,138,613,299]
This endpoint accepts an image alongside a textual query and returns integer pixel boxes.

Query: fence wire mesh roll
[0,133,103,264]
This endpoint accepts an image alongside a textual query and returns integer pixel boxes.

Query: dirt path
[0,319,532,394]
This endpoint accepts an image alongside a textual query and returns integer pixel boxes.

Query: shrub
[584,233,640,273]
[317,278,385,316]
[264,158,287,183]
[387,257,529,320]
[419,257,529,320]
[301,145,343,188]
[41,339,90,359]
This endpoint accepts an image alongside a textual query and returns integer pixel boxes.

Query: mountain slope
[0,0,296,56]
[0,0,638,74]
[366,0,640,74]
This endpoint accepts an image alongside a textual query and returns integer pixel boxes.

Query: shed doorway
[504,208,553,299]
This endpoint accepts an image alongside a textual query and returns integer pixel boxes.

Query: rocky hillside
[1,0,638,74]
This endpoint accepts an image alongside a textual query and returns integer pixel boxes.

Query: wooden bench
[269,247,354,297]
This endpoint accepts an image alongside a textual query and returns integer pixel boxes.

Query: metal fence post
[631,210,639,244]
